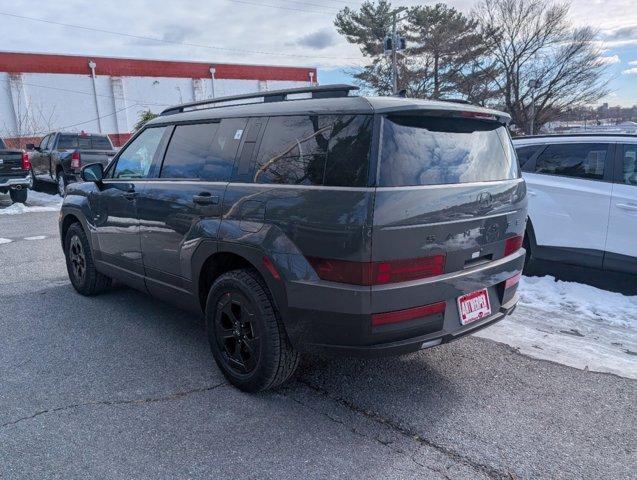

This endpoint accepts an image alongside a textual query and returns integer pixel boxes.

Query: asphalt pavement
[0,208,635,479]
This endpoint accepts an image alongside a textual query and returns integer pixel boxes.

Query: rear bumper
[282,249,525,357]
[305,295,517,357]
[0,174,32,189]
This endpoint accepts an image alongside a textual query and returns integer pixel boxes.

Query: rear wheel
[206,269,300,392]
[56,171,67,197]
[9,188,27,204]
[64,223,111,295]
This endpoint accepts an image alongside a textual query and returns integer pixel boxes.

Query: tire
[205,268,300,392]
[9,188,27,204]
[56,171,67,197]
[64,223,111,295]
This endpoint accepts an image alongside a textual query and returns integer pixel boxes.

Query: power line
[226,0,336,15]
[20,81,170,107]
[30,104,140,135]
[0,11,363,61]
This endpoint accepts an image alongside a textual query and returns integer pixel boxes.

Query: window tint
[324,115,372,187]
[111,127,167,179]
[379,116,519,187]
[253,115,372,186]
[91,136,113,150]
[515,145,541,167]
[535,143,608,180]
[39,134,50,150]
[58,134,112,150]
[203,118,246,181]
[161,123,220,179]
[255,115,330,185]
[622,144,637,186]
[0,138,5,149]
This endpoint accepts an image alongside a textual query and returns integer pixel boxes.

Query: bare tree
[474,0,610,133]
[2,75,57,148]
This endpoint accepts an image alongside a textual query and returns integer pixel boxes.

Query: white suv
[513,134,637,274]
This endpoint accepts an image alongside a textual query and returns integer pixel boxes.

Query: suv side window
[254,115,330,185]
[252,114,372,187]
[111,127,167,179]
[621,144,637,186]
[324,115,372,187]
[535,143,609,180]
[515,145,542,168]
[160,122,220,180]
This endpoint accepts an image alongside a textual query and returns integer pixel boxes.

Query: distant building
[0,51,317,147]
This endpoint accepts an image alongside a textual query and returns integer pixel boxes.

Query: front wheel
[9,188,27,204]
[64,223,111,295]
[205,269,300,392]
[56,171,67,197]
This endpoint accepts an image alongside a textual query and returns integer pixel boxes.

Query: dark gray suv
[59,85,526,392]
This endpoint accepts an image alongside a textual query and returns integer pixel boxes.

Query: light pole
[527,79,541,135]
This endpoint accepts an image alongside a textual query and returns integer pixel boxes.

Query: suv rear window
[58,134,112,150]
[379,116,519,187]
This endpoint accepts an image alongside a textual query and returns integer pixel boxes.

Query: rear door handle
[123,192,136,200]
[617,203,637,211]
[193,193,220,205]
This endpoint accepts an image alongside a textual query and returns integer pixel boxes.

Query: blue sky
[3,0,637,107]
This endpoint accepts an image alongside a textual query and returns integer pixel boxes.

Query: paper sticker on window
[234,129,244,140]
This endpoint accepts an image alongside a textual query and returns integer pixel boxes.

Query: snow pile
[475,275,637,379]
[518,275,637,328]
[0,190,62,215]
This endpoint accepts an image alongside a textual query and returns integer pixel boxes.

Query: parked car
[59,85,527,392]
[0,137,32,204]
[514,134,637,274]
[27,131,117,196]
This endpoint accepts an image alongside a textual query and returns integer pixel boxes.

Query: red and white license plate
[457,288,491,325]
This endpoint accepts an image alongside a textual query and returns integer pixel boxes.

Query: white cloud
[630,60,637,66]
[622,67,637,75]
[600,54,620,64]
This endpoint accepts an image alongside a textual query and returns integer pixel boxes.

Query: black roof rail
[161,83,359,116]
[513,133,637,139]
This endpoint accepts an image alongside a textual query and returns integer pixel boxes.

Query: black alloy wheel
[68,234,87,284]
[214,291,261,375]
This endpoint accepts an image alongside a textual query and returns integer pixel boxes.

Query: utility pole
[387,7,408,95]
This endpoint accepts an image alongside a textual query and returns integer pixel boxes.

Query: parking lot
[1,197,635,480]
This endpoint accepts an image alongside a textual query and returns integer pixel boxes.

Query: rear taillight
[71,151,81,170]
[504,272,522,290]
[504,235,523,256]
[372,301,446,327]
[306,255,446,286]
[21,151,31,171]
[460,111,497,121]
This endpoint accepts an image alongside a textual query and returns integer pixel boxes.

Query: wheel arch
[193,241,287,318]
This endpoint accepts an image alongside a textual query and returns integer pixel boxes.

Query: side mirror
[25,143,36,150]
[81,163,104,183]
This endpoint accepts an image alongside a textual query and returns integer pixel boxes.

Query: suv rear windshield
[58,134,112,150]
[379,115,519,187]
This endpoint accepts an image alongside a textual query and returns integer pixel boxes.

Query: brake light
[372,301,446,327]
[306,255,446,286]
[21,151,31,171]
[71,151,81,170]
[504,235,523,256]
[504,272,522,289]
[460,111,497,121]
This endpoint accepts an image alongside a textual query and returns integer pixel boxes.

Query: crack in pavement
[294,379,517,480]
[0,382,227,430]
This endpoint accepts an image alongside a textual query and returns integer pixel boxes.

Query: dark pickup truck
[28,132,117,196]
[0,138,32,204]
